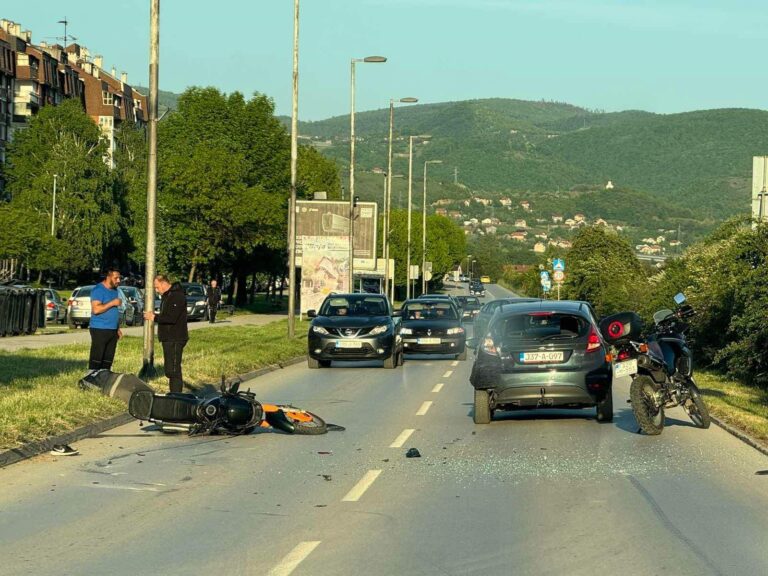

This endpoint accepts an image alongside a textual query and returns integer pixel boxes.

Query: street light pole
[140,0,160,379]
[385,96,417,303]
[422,159,442,294]
[287,0,300,338]
[349,55,386,291]
[406,135,414,299]
[51,174,57,236]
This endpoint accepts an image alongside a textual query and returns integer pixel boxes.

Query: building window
[102,91,113,106]
[98,115,113,129]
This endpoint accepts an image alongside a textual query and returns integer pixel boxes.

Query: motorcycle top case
[79,369,153,404]
[599,312,643,344]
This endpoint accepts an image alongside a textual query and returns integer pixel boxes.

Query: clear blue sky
[5,0,767,120]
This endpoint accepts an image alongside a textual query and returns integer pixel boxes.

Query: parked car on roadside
[44,289,66,325]
[400,298,467,360]
[67,285,133,329]
[469,299,613,424]
[307,293,402,369]
[181,282,209,321]
[118,286,144,326]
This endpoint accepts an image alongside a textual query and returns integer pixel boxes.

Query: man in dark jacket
[143,274,189,393]
[207,279,222,324]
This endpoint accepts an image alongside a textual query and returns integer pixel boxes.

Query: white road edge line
[268,541,322,576]
[432,383,444,393]
[416,401,433,416]
[451,360,459,367]
[390,428,415,448]
[442,370,454,378]
[342,470,382,502]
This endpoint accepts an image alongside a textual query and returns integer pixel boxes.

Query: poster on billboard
[296,201,378,270]
[300,236,350,314]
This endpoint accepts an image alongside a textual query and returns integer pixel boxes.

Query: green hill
[295,99,768,222]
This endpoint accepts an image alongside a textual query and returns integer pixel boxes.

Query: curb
[0,354,307,469]
[710,414,768,459]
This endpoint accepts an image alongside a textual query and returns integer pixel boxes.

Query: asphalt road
[1,284,767,575]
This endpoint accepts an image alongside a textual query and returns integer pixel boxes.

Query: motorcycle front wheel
[684,383,711,429]
[630,375,665,435]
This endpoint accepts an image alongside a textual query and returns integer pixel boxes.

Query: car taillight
[617,350,630,361]
[587,326,601,352]
[67,298,74,306]
[482,337,498,356]
[47,302,55,309]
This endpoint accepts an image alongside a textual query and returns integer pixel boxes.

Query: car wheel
[308,356,320,369]
[473,389,491,424]
[596,390,614,423]
[457,348,467,361]
[383,353,397,369]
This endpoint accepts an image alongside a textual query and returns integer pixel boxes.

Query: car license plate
[336,340,364,349]
[614,359,638,378]
[519,351,564,363]
[417,337,441,345]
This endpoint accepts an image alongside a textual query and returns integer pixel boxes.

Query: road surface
[1,284,766,575]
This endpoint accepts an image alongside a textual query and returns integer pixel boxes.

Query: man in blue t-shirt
[89,268,123,370]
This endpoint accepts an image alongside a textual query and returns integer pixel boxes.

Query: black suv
[470,300,612,424]
[307,294,402,369]
[470,281,486,297]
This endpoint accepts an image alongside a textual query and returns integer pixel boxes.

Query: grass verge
[697,371,768,446]
[0,319,307,449]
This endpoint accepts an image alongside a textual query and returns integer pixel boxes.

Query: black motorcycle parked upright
[600,293,711,435]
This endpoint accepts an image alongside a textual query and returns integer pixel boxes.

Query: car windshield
[500,312,588,342]
[319,296,388,317]
[463,297,480,306]
[402,302,458,320]
[185,285,206,297]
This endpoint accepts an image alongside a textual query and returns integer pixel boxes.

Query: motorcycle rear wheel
[282,409,328,435]
[684,383,711,429]
[630,375,665,435]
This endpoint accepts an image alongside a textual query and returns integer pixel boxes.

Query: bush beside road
[0,319,306,449]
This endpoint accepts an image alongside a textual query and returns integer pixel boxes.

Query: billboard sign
[300,236,350,314]
[296,200,378,270]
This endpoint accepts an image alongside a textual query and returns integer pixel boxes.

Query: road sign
[553,270,565,282]
[540,270,550,280]
[296,200,378,270]
[410,265,420,279]
[424,271,433,282]
[553,258,565,272]
[424,261,433,273]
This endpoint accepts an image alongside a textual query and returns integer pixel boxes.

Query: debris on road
[406,448,421,458]
[50,444,79,456]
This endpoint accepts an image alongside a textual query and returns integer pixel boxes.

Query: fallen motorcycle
[80,370,328,436]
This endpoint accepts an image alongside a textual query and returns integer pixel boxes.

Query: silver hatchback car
[67,285,134,329]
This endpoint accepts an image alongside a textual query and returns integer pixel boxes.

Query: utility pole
[406,136,414,299]
[287,0,299,338]
[140,0,160,379]
[51,174,57,236]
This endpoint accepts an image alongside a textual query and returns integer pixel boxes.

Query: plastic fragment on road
[406,447,421,458]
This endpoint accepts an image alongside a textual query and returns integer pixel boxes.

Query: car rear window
[403,302,458,320]
[75,286,93,298]
[499,312,589,343]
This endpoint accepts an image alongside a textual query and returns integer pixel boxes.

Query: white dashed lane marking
[390,429,415,448]
[432,383,444,393]
[342,470,382,502]
[416,401,433,416]
[267,541,322,576]
[442,370,454,378]
[451,360,459,367]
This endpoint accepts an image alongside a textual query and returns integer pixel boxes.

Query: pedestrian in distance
[207,279,221,324]
[144,274,189,394]
[88,268,123,371]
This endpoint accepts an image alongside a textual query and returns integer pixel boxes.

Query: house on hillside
[533,242,547,253]
[520,200,531,211]
[485,226,498,235]
[508,232,527,242]
[474,197,493,207]
[481,217,493,226]
[574,213,586,223]
[535,232,548,240]
[594,218,608,226]
[462,199,471,207]
[564,218,576,227]
[432,198,452,207]
[552,214,563,223]
[470,218,479,225]
[514,219,528,228]
[435,208,448,217]
[449,211,463,219]
[499,197,513,207]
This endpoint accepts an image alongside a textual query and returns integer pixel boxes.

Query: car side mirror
[392,310,402,317]
[307,310,317,318]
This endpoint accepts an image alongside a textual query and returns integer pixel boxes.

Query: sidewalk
[0,311,287,352]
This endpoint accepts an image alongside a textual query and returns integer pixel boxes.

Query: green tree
[2,99,119,276]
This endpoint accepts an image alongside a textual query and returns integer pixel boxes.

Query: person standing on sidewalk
[144,275,188,393]
[89,268,123,371]
[206,279,221,323]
